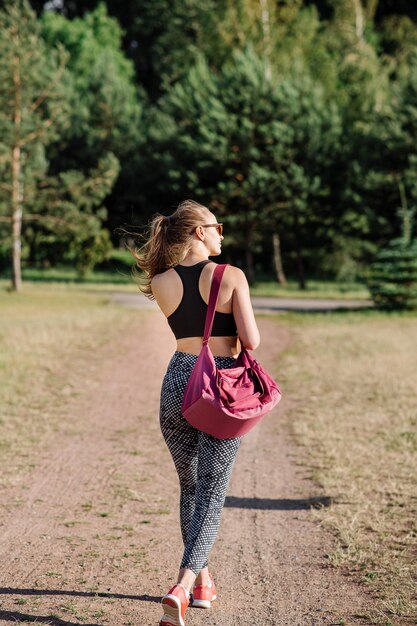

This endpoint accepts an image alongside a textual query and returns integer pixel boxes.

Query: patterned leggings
[160,351,241,575]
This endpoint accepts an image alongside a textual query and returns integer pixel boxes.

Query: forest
[1,0,417,294]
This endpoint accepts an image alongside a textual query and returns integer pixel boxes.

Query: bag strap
[202,264,228,346]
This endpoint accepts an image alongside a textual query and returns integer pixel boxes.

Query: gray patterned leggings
[159,351,241,575]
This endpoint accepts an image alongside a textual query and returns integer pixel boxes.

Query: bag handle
[202,264,228,346]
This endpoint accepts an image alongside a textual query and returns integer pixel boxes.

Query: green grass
[0,276,139,292]
[1,263,370,300]
[1,265,134,285]
[278,309,417,625]
[249,278,370,300]
[0,249,137,286]
[0,248,371,299]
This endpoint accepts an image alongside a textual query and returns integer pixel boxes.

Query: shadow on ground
[0,610,102,626]
[224,496,332,510]
[0,587,160,603]
[0,587,160,625]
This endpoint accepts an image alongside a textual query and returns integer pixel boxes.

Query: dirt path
[0,310,372,626]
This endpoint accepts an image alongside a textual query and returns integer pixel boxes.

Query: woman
[132,199,260,626]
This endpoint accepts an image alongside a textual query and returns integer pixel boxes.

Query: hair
[122,199,211,299]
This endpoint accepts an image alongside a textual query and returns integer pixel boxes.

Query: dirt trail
[0,310,372,626]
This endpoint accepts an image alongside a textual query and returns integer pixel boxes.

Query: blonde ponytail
[123,200,210,299]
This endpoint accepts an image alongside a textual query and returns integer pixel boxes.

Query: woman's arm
[230,267,260,350]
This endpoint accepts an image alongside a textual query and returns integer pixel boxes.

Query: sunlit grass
[278,310,417,624]
[0,247,370,299]
[0,283,139,483]
[250,279,370,300]
[0,248,137,287]
[0,272,370,300]
[0,267,135,287]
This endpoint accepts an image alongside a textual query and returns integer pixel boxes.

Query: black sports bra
[167,261,237,340]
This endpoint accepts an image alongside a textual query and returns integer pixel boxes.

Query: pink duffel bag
[181,264,282,439]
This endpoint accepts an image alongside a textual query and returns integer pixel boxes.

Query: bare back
[151,261,260,356]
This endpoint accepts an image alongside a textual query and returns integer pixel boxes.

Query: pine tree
[39,3,144,239]
[368,189,417,310]
[0,1,125,285]
[143,48,341,285]
[0,0,68,290]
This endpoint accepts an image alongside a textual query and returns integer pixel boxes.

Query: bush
[73,228,114,278]
[368,238,417,310]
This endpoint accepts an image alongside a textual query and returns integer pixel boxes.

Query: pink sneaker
[191,574,217,609]
[159,584,189,626]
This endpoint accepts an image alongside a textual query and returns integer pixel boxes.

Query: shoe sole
[160,594,185,626]
[191,593,217,609]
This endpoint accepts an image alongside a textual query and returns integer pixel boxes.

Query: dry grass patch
[279,312,416,626]
[0,284,139,485]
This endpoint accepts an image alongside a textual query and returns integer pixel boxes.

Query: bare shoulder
[150,271,164,293]
[151,268,175,296]
[222,264,248,287]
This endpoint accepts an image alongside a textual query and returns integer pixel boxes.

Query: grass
[0,282,138,485]
[278,310,417,625]
[249,278,370,300]
[0,256,370,300]
[0,249,138,289]
[10,266,136,286]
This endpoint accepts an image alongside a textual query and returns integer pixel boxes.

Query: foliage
[0,0,127,285]
[340,52,417,262]
[24,153,119,275]
[1,0,417,286]
[40,3,142,166]
[39,3,145,235]
[0,0,69,287]
[0,1,68,150]
[141,46,342,283]
[368,239,417,310]
[368,207,417,310]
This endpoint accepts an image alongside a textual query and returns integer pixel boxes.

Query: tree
[368,203,417,310]
[0,0,68,290]
[40,3,142,167]
[142,48,341,285]
[39,3,144,235]
[26,153,119,275]
[21,0,417,285]
[339,51,417,271]
[0,0,123,287]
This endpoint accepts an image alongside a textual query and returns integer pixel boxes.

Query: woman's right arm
[231,267,260,350]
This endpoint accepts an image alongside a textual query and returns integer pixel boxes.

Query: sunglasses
[201,223,223,237]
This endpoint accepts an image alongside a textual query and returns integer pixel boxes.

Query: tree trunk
[11,41,22,292]
[365,0,379,23]
[293,212,306,290]
[296,244,306,290]
[11,143,23,292]
[245,228,255,285]
[352,0,364,39]
[272,232,287,285]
